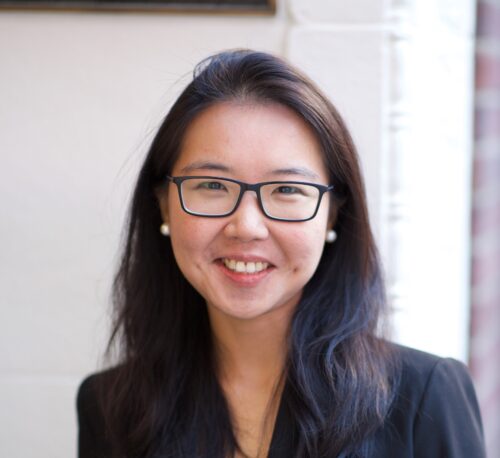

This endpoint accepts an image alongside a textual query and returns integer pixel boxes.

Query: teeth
[223,259,269,274]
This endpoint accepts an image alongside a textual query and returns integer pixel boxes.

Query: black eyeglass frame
[166,175,334,222]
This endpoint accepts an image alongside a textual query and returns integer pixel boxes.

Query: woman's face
[158,101,333,322]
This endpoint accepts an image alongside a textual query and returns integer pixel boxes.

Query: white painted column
[383,0,476,361]
[286,0,477,361]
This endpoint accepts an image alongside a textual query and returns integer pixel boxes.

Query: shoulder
[393,343,471,394]
[77,367,118,458]
[77,366,117,421]
[77,371,101,411]
[391,344,482,417]
[372,343,486,457]
[385,343,476,423]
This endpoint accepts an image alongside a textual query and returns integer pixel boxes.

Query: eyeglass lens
[180,177,321,220]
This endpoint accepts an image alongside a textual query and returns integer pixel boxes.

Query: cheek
[170,224,202,262]
[169,219,218,275]
[286,227,326,274]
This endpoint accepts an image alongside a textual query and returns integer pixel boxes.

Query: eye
[274,185,303,195]
[197,180,227,191]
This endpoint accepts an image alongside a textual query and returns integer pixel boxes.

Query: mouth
[221,258,270,274]
[216,254,276,286]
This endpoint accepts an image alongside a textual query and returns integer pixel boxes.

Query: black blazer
[77,345,486,457]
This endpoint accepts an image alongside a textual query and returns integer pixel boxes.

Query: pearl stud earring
[325,229,337,243]
[160,223,170,236]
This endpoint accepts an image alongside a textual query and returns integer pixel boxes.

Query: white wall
[0,7,287,457]
[0,1,476,456]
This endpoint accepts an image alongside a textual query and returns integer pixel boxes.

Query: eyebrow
[179,161,320,180]
[267,167,320,180]
[179,161,232,174]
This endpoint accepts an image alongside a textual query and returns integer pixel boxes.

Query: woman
[77,50,485,457]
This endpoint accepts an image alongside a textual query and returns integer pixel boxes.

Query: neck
[207,305,293,388]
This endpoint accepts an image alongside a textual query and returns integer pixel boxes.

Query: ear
[154,185,170,224]
[327,193,346,229]
[327,200,339,231]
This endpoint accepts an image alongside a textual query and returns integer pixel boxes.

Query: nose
[223,191,269,242]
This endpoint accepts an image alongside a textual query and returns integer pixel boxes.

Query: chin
[207,294,298,323]
[210,303,269,321]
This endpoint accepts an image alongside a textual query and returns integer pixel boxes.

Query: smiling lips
[222,258,270,274]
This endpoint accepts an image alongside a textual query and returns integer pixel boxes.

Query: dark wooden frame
[0,0,275,14]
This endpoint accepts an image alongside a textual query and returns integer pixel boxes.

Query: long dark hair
[101,49,397,457]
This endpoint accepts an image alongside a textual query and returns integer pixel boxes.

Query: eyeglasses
[166,175,334,222]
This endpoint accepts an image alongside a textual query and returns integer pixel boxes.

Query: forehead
[172,101,328,182]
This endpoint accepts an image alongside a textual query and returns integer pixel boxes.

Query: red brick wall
[470,1,500,456]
